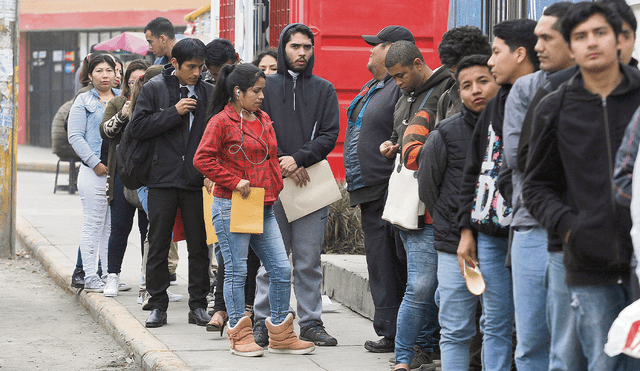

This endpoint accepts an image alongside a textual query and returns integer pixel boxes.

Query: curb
[16,216,190,371]
[18,163,61,174]
[321,255,375,321]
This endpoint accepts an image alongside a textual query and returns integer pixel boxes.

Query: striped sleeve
[402,110,433,170]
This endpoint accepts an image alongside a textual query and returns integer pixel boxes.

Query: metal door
[27,31,77,147]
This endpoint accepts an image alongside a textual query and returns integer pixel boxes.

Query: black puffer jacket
[129,65,214,190]
[418,105,479,254]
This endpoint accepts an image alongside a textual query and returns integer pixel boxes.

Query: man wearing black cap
[344,25,414,353]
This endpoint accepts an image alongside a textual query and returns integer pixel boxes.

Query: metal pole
[0,0,19,258]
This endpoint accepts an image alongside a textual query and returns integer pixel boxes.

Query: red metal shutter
[220,0,235,42]
[269,0,290,48]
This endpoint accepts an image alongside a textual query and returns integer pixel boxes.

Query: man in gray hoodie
[252,23,340,347]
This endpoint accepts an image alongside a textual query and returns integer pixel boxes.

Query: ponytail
[206,64,236,122]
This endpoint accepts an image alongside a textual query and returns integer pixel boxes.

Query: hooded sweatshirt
[523,64,640,286]
[260,24,340,169]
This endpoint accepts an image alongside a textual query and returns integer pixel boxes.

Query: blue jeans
[477,232,514,371]
[395,226,439,365]
[212,197,291,328]
[436,251,480,371]
[546,251,587,371]
[511,226,550,371]
[568,283,640,370]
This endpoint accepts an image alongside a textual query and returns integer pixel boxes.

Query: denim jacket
[68,88,120,169]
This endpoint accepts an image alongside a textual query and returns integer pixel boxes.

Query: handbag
[382,154,426,230]
[381,86,435,231]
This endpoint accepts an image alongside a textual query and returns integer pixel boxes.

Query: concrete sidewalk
[14,145,396,371]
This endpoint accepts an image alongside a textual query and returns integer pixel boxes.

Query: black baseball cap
[362,26,415,46]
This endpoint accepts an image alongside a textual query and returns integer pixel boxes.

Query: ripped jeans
[77,164,110,280]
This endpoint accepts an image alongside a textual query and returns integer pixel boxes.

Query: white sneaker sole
[230,348,264,357]
[268,345,315,355]
[104,290,118,297]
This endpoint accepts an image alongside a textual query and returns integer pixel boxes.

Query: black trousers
[360,195,407,339]
[147,187,210,311]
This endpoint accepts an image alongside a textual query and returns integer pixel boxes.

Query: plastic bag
[604,299,640,358]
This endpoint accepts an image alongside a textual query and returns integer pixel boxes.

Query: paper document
[280,160,342,222]
[231,187,265,234]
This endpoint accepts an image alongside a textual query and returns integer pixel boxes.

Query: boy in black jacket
[418,54,499,370]
[523,3,640,368]
[456,19,537,371]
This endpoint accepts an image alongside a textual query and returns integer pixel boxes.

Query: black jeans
[108,172,148,274]
[147,187,210,311]
[360,195,407,339]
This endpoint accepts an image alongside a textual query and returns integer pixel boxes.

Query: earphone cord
[228,99,269,165]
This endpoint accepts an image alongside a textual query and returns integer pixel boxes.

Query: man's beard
[285,55,308,73]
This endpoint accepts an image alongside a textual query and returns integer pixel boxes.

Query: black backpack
[115,121,156,190]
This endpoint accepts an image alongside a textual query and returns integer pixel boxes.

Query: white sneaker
[118,281,132,291]
[84,275,106,293]
[137,290,145,304]
[104,273,119,297]
[167,290,183,302]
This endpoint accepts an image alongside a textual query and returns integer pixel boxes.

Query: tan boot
[227,316,264,357]
[266,313,315,354]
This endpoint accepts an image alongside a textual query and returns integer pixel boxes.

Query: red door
[272,0,450,180]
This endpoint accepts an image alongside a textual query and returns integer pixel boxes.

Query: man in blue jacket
[253,23,340,347]
[343,25,412,354]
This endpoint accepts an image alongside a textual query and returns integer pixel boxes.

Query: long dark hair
[206,63,265,121]
[129,65,163,120]
[121,59,150,98]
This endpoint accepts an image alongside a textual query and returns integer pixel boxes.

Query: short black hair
[600,0,637,33]
[205,38,238,68]
[282,24,314,46]
[172,38,206,67]
[385,40,424,69]
[144,17,175,40]
[493,19,540,70]
[438,26,491,69]
[454,54,491,82]
[562,1,622,43]
[252,49,277,67]
[543,2,575,31]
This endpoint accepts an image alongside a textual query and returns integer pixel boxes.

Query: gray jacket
[503,70,548,227]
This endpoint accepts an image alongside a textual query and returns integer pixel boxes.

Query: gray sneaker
[389,346,436,370]
[84,275,106,293]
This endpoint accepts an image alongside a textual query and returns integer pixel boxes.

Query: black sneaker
[365,337,394,353]
[70,267,85,289]
[299,320,337,346]
[411,346,436,370]
[253,319,269,348]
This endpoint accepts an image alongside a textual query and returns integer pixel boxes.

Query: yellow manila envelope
[202,187,218,245]
[280,160,342,222]
[230,187,265,234]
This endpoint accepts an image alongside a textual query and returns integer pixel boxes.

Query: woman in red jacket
[193,63,313,357]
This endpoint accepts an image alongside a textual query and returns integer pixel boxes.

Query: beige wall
[22,0,209,14]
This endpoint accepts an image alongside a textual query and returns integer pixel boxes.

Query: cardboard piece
[279,160,342,222]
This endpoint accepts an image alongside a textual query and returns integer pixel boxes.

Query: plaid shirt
[194,104,283,204]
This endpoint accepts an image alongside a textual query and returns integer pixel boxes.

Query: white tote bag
[382,154,426,230]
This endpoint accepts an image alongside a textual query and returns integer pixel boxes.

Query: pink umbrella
[93,32,149,55]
